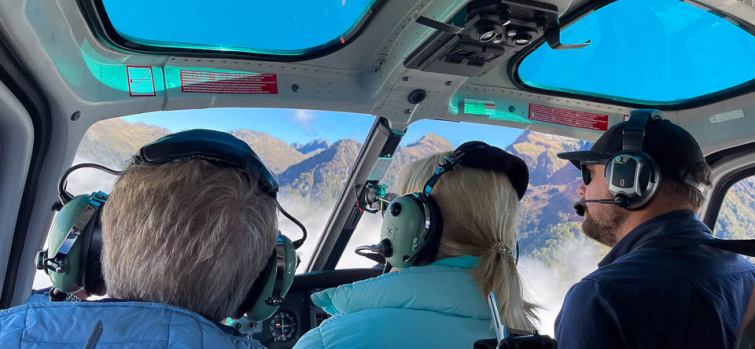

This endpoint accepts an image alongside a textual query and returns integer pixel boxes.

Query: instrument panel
[269,310,297,342]
[253,289,332,348]
[255,268,382,348]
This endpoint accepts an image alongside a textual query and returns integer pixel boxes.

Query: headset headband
[423,141,529,200]
[622,109,662,153]
[422,147,476,196]
[622,114,649,153]
[133,129,280,199]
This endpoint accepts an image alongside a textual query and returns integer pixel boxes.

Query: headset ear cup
[605,153,661,210]
[45,195,93,294]
[239,233,296,322]
[379,194,441,269]
[235,253,275,319]
[635,154,662,209]
[380,195,425,269]
[412,195,442,266]
[83,219,107,296]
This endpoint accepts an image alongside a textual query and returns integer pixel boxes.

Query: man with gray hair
[0,129,295,348]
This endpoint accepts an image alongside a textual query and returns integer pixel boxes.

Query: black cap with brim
[455,141,529,201]
[557,151,610,169]
[556,117,706,188]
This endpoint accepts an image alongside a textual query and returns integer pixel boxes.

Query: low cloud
[519,237,603,336]
[290,110,318,131]
[64,156,119,195]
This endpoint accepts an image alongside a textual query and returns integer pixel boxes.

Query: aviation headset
[36,129,306,322]
[377,141,529,269]
[602,109,664,210]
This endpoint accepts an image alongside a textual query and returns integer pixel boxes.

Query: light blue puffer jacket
[0,300,265,348]
[294,256,495,349]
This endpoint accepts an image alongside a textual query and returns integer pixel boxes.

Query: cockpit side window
[714,176,755,245]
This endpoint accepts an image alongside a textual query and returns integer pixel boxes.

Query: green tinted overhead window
[99,0,380,56]
[516,0,755,105]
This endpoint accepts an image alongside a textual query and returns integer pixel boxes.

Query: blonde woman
[295,141,537,349]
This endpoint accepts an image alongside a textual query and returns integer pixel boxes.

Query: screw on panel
[292,84,300,92]
[445,81,453,86]
[70,111,80,121]
[404,109,412,115]
[509,106,516,113]
[402,76,409,82]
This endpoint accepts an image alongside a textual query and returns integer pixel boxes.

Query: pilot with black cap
[554,109,755,349]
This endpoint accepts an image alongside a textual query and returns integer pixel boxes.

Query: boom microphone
[573,197,626,217]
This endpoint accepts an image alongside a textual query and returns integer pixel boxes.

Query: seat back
[736,286,755,349]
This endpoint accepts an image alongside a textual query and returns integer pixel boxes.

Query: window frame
[507,0,755,110]
[76,0,388,62]
[704,164,755,232]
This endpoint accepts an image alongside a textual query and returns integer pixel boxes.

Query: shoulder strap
[736,287,755,349]
[640,235,755,349]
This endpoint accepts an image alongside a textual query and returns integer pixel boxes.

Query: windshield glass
[337,119,606,336]
[517,0,755,104]
[100,0,380,56]
[33,108,374,292]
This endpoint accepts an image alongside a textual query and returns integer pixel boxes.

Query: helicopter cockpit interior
[2,0,755,347]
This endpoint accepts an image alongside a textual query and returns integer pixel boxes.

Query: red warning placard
[528,103,608,131]
[180,70,278,95]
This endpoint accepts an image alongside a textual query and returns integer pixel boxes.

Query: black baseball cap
[454,141,529,200]
[557,117,706,188]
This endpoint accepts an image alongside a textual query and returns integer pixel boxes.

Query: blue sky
[123,108,525,149]
[103,0,376,53]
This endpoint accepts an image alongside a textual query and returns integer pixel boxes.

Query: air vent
[405,0,588,77]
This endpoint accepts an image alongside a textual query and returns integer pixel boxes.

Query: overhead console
[405,0,589,77]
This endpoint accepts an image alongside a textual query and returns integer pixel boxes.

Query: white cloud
[66,156,119,195]
[290,109,318,129]
[519,237,603,336]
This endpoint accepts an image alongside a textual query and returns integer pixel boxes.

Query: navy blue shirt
[555,210,755,349]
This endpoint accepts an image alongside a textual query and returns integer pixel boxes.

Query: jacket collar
[599,210,711,267]
[311,256,490,319]
[429,255,479,268]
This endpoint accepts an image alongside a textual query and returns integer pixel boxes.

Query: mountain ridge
[75,120,755,263]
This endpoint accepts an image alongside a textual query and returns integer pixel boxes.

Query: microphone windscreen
[573,202,586,217]
[614,195,629,208]
[380,193,400,216]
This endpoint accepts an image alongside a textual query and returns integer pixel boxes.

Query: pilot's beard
[582,205,628,247]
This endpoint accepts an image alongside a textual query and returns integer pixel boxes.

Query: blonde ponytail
[475,249,538,330]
